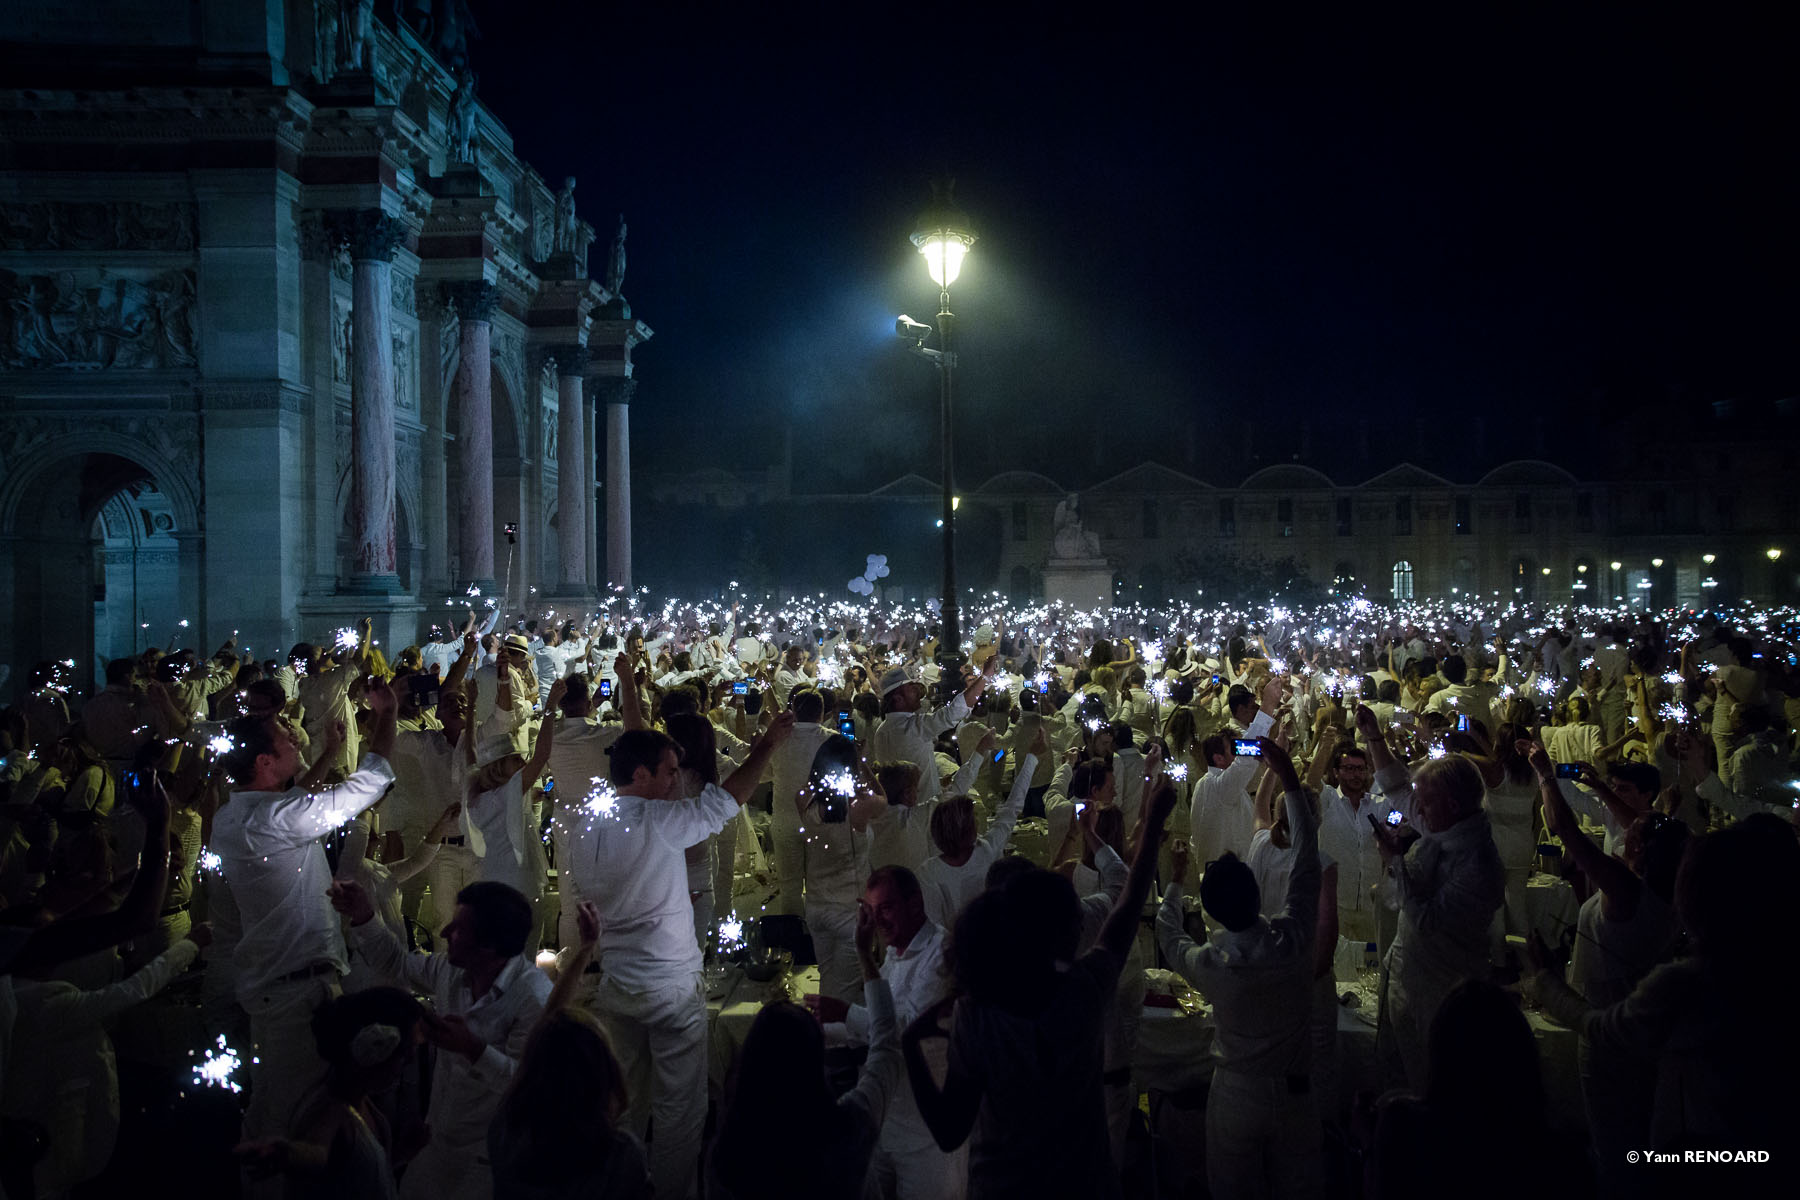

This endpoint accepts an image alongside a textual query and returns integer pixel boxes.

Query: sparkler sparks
[190,1035,245,1093]
[717,915,746,953]
[199,848,224,877]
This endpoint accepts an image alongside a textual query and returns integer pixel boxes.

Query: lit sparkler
[190,1035,245,1093]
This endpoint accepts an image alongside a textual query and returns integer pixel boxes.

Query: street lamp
[1767,548,1782,563]
[1702,553,1716,565]
[903,180,977,677]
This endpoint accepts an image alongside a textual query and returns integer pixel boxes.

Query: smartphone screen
[543,776,555,794]
[1232,738,1262,757]
[838,714,855,740]
[1385,809,1403,826]
[991,749,1005,764]
[733,680,748,695]
[599,679,613,697]
[1555,763,1582,779]
[1456,714,1471,732]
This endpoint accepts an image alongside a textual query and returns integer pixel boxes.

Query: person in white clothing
[808,865,966,1200]
[917,728,1045,929]
[766,687,833,916]
[796,734,890,1003]
[868,659,993,870]
[459,676,561,911]
[331,877,560,1200]
[543,671,625,950]
[210,678,399,1150]
[560,714,793,1200]
[1190,676,1280,867]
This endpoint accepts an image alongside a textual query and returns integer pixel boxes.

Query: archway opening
[7,452,183,692]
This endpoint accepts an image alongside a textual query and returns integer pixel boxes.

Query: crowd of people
[2,588,1798,1198]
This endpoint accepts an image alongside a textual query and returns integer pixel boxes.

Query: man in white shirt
[1159,737,1322,1200]
[544,671,626,949]
[868,660,993,870]
[563,714,793,1199]
[333,877,554,1200]
[767,687,833,915]
[1191,678,1279,867]
[1314,739,1410,949]
[810,865,965,1200]
[210,678,398,1150]
[772,644,812,709]
[1369,741,1505,1091]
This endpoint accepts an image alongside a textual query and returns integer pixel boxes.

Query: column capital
[589,377,638,406]
[327,209,408,263]
[442,280,500,322]
[299,214,346,262]
[546,344,590,378]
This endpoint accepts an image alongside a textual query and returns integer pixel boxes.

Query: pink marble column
[593,377,638,589]
[446,282,498,589]
[337,211,407,591]
[551,345,589,589]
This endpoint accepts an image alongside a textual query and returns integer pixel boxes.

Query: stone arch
[0,436,203,694]
[332,471,422,592]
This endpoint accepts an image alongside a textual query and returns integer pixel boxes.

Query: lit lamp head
[910,181,976,288]
[1610,561,1622,571]
[1703,553,1716,565]
[1652,558,1664,568]
[1768,548,1783,562]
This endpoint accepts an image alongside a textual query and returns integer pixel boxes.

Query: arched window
[1392,560,1415,601]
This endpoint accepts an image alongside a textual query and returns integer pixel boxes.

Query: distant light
[917,236,969,287]
[1768,548,1783,562]
[1576,563,1588,573]
[935,518,943,528]
[1652,558,1664,568]
[1702,553,1716,565]
[951,496,961,511]
[1610,561,1622,571]
[1540,567,1551,575]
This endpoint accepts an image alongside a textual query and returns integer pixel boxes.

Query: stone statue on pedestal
[314,0,340,84]
[605,214,627,296]
[553,177,578,254]
[447,70,477,165]
[1052,493,1102,559]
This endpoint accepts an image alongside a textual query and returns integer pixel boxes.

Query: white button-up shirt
[868,692,972,870]
[1190,709,1274,866]
[562,782,739,989]
[211,752,396,998]
[348,920,550,1146]
[1316,765,1412,922]
[825,919,951,1151]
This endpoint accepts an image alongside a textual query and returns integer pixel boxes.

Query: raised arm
[614,652,648,731]
[720,713,795,806]
[520,678,565,791]
[1098,776,1176,959]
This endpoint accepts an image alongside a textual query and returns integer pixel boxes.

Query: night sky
[467,8,1796,488]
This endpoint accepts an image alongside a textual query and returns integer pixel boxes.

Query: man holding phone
[1191,675,1281,869]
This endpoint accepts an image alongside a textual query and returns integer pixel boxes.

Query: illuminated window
[1392,560,1415,600]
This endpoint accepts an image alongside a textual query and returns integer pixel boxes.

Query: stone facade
[0,2,653,694]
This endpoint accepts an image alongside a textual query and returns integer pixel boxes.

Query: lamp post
[906,181,977,678]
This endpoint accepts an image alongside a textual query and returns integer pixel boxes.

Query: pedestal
[296,595,430,662]
[1043,558,1113,610]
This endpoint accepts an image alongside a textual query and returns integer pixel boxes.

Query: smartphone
[837,712,855,740]
[732,680,749,695]
[1555,763,1582,779]
[991,749,1005,764]
[1232,738,1262,757]
[599,679,613,698]
[1076,801,1087,817]
[1385,809,1404,826]
[1211,674,1223,685]
[542,776,555,795]
[1038,680,1050,694]
[1456,714,1471,732]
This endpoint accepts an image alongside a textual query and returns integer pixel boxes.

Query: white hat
[878,666,914,699]
[974,623,996,645]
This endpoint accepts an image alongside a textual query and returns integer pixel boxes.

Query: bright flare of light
[335,627,360,651]
[1427,743,1447,760]
[1659,703,1687,724]
[1167,763,1189,781]
[824,770,859,798]
[917,235,969,287]
[207,733,235,756]
[190,1035,244,1093]
[717,915,747,953]
[199,848,224,876]
[1662,671,1684,686]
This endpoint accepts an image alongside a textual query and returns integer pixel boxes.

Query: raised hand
[574,900,600,948]
[326,878,376,925]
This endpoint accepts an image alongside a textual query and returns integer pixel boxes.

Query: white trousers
[874,1135,968,1200]
[425,843,482,939]
[770,791,805,916]
[805,899,864,1005]
[592,971,708,1200]
[1205,1067,1324,1200]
